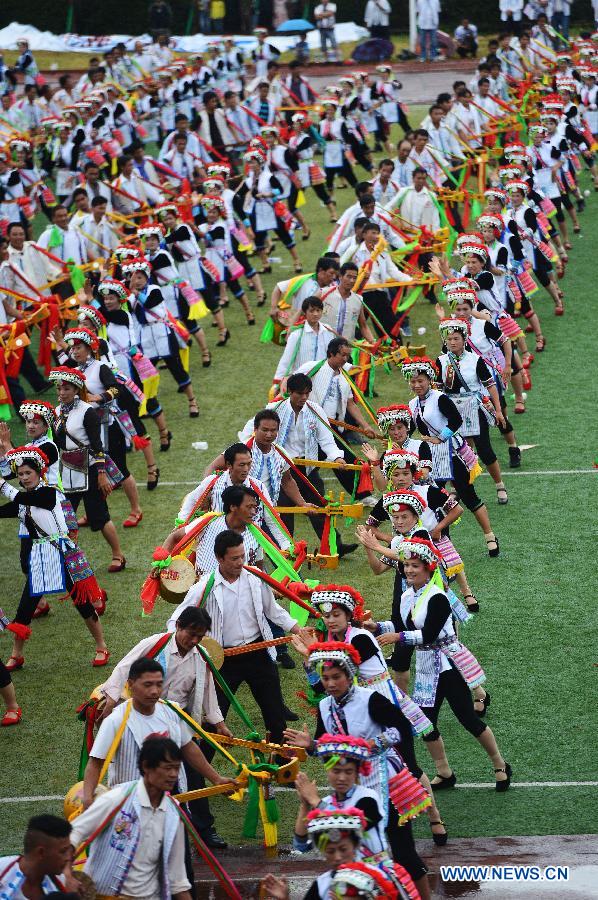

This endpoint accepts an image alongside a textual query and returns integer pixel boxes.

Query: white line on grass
[136,469,597,488]
[2,781,597,804]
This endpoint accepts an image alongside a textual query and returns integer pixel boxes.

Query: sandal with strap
[123,511,143,528]
[485,534,500,557]
[147,464,160,491]
[514,400,526,414]
[496,484,508,505]
[5,656,25,672]
[259,265,272,275]
[188,398,200,419]
[462,594,480,613]
[430,771,457,790]
[521,351,534,369]
[159,430,172,452]
[429,819,448,846]
[294,264,304,274]
[246,314,256,326]
[302,226,311,241]
[92,648,111,668]
[535,336,546,352]
[1,707,22,727]
[256,292,266,307]
[202,350,212,368]
[555,299,564,316]
[473,690,491,716]
[217,329,231,347]
[495,762,512,792]
[108,556,126,573]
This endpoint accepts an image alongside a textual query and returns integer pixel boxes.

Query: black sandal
[146,465,160,491]
[201,350,212,368]
[256,292,266,307]
[495,762,512,792]
[462,594,479,613]
[473,691,491,716]
[429,819,448,846]
[188,398,199,419]
[159,430,172,452]
[485,534,500,557]
[217,329,231,346]
[430,771,457,790]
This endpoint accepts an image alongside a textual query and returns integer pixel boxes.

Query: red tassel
[6,623,32,641]
[69,575,104,608]
[319,516,331,556]
[357,462,373,494]
[140,572,161,616]
[132,434,151,450]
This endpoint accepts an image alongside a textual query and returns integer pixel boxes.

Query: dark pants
[20,347,48,392]
[362,289,400,338]
[387,809,428,881]
[15,540,96,625]
[421,666,487,741]
[216,647,287,743]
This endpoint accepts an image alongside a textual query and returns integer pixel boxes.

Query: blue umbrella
[276,19,314,33]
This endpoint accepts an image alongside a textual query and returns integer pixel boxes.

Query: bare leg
[153,411,171,451]
[83,615,108,651]
[236,291,255,322]
[392,669,410,693]
[288,244,302,269]
[327,200,338,221]
[477,726,508,783]
[121,474,142,517]
[192,327,209,354]
[182,383,199,415]
[141,440,156,472]
[420,771,446,839]
[425,736,452,779]
[0,681,19,713]
[414,874,431,900]
[101,520,124,560]
[455,568,473,598]
[486,460,503,486]
[511,370,525,406]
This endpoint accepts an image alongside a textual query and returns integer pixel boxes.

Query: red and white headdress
[442,278,478,306]
[206,163,231,177]
[155,203,178,219]
[320,97,339,107]
[243,149,266,164]
[49,367,86,390]
[306,806,366,840]
[18,400,56,429]
[505,178,530,195]
[309,585,365,619]
[98,278,131,302]
[528,124,547,137]
[5,446,49,477]
[497,164,522,183]
[484,187,507,204]
[203,175,225,191]
[382,448,420,477]
[455,231,483,251]
[307,641,361,678]
[332,862,403,900]
[314,734,373,771]
[439,316,470,338]
[200,194,226,213]
[121,257,152,277]
[113,246,141,261]
[9,139,31,155]
[77,305,106,330]
[397,537,442,568]
[376,404,412,433]
[399,355,438,381]
[459,240,488,261]
[382,489,426,518]
[64,327,99,353]
[477,211,504,235]
[137,224,164,239]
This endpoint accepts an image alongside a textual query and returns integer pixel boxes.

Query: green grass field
[0,121,596,855]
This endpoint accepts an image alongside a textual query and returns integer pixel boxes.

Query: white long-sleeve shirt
[274,321,335,380]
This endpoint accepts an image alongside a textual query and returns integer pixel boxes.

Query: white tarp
[0,21,369,55]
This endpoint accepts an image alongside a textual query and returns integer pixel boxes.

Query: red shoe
[5,656,24,672]
[522,352,534,369]
[522,370,532,391]
[0,707,22,727]
[555,304,564,316]
[92,648,110,667]
[32,599,51,619]
[123,511,143,528]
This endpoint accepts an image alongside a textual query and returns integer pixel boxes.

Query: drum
[451,394,480,437]
[64,781,108,821]
[200,636,224,669]
[158,555,197,604]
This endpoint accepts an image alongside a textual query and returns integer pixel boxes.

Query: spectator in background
[294,35,310,66]
[454,18,478,58]
[210,0,226,33]
[198,0,210,34]
[499,0,524,36]
[148,0,173,38]
[550,0,571,44]
[416,0,440,63]
[314,2,339,62]
[523,0,551,26]
[364,0,391,40]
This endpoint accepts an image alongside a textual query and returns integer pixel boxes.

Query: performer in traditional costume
[0,445,109,671]
[378,538,511,792]
[399,356,500,557]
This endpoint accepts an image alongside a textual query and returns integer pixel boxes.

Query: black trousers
[20,347,48,392]
[362,289,400,339]
[278,467,327,541]
[472,411,497,467]
[387,809,427,881]
[0,659,12,688]
[216,647,287,744]
[438,455,483,513]
[67,466,111,532]
[421,667,487,741]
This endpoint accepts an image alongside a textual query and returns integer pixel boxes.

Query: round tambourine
[200,636,224,669]
[158,555,197,604]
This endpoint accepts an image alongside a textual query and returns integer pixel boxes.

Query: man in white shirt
[168,530,311,744]
[314,2,338,61]
[75,197,120,261]
[408,128,449,187]
[352,221,412,339]
[321,261,375,342]
[392,139,417,189]
[388,167,441,231]
[274,296,336,384]
[416,0,441,62]
[82,657,233,809]
[424,104,465,161]
[370,157,400,205]
[364,0,391,39]
[36,205,88,267]
[98,606,231,850]
[71,737,192,900]
[77,161,113,211]
[111,154,163,215]
[270,256,340,324]
[0,815,76,900]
